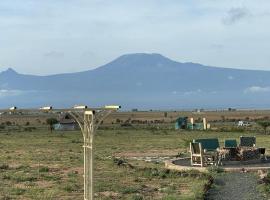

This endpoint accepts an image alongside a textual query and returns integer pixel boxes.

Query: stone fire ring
[165,157,270,172]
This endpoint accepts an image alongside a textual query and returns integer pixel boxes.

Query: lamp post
[70,106,120,200]
[0,105,121,200]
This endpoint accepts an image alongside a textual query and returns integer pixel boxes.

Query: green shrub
[121,186,140,194]
[14,175,37,182]
[39,166,49,173]
[63,183,80,192]
[24,126,36,132]
[42,174,61,181]
[11,188,26,195]
[5,121,12,126]
[0,164,9,170]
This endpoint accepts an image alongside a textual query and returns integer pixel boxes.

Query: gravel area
[206,172,266,200]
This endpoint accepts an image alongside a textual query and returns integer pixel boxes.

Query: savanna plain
[1,110,270,199]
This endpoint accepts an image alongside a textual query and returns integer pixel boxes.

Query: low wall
[165,157,270,172]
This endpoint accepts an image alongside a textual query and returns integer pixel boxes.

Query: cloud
[0,89,24,97]
[183,89,202,96]
[44,51,64,59]
[2,1,270,74]
[244,86,270,93]
[223,7,251,25]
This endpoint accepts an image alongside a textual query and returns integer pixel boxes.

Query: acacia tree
[257,121,270,134]
[46,118,58,133]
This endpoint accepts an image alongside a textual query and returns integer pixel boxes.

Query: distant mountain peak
[100,53,177,71]
[1,68,18,75]
[117,53,171,61]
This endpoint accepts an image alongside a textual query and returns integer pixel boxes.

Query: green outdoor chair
[192,138,219,166]
[239,136,256,147]
[193,138,220,152]
[224,139,237,148]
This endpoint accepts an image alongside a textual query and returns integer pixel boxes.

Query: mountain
[1,53,270,109]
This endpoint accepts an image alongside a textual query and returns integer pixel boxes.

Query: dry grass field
[107,110,270,123]
[1,110,270,199]
[0,129,212,200]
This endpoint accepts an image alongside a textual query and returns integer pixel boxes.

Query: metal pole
[83,114,87,200]
[84,111,94,200]
[83,110,112,200]
[67,111,93,200]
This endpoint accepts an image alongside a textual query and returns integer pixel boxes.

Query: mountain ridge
[1,53,270,76]
[0,53,270,109]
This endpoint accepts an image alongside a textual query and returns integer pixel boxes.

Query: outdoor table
[238,147,261,161]
[223,147,238,160]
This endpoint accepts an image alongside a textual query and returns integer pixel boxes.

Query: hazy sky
[1,0,270,75]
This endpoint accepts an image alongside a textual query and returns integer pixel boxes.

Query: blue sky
[1,0,270,75]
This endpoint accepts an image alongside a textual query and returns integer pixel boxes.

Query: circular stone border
[164,157,270,172]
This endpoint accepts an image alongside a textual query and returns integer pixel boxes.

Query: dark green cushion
[193,138,219,151]
[240,136,256,147]
[225,139,237,148]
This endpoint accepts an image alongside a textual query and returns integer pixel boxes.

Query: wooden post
[203,118,207,130]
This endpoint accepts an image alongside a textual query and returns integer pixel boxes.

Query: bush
[14,175,37,182]
[71,139,82,143]
[39,166,49,173]
[257,121,270,134]
[5,121,12,126]
[23,127,36,132]
[46,118,58,132]
[11,188,26,195]
[0,164,9,170]
[121,186,140,194]
[63,183,80,192]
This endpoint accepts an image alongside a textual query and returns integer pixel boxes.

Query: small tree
[5,121,12,126]
[46,118,58,133]
[257,121,270,134]
[164,112,168,118]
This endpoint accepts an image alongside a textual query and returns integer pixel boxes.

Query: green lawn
[0,128,269,199]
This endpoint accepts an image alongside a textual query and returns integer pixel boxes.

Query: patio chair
[193,138,220,152]
[224,139,237,148]
[192,138,219,166]
[239,136,256,147]
[223,139,238,161]
[190,142,203,167]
